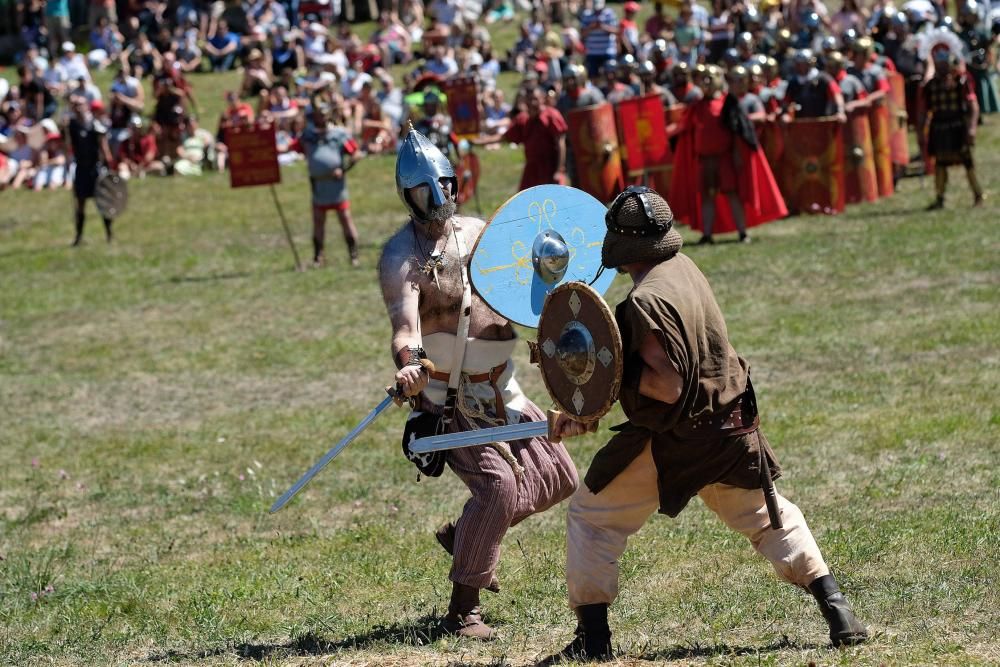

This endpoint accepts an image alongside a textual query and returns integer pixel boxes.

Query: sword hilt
[388,359,437,407]
[546,409,599,442]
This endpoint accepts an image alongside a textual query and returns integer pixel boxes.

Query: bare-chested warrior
[378,129,579,640]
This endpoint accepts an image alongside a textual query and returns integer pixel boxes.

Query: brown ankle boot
[441,582,495,641]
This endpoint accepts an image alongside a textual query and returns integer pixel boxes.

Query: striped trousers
[447,400,579,590]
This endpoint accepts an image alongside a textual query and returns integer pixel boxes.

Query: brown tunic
[583,253,781,517]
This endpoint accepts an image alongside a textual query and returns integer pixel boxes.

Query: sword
[270,386,408,513]
[408,410,597,454]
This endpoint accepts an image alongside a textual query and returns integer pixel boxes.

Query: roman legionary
[544,187,869,662]
[957,1,999,116]
[780,49,846,120]
[669,64,786,244]
[378,130,578,639]
[920,47,984,209]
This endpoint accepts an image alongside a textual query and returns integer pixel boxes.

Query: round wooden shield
[95,171,128,220]
[536,281,622,422]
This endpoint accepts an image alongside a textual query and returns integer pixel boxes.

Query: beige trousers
[567,441,829,608]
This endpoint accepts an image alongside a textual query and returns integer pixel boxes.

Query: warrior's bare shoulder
[379,221,420,277]
[453,215,487,246]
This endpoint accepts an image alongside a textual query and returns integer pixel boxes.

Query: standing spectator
[580,0,619,77]
[68,97,114,245]
[476,87,567,190]
[88,0,118,29]
[44,0,72,60]
[301,101,360,267]
[205,19,240,71]
[619,1,641,56]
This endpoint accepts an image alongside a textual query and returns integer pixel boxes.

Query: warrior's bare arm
[637,331,683,404]
[379,242,428,396]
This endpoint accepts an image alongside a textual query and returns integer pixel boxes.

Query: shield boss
[536,281,622,422]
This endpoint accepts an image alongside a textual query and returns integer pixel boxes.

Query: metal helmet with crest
[395,125,457,221]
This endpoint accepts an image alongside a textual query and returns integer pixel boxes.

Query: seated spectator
[205,19,241,71]
[66,76,104,107]
[482,87,512,135]
[356,76,393,153]
[423,43,458,78]
[509,21,538,74]
[5,127,38,190]
[33,121,69,191]
[271,28,305,75]
[175,29,203,73]
[56,41,93,83]
[303,22,329,63]
[123,31,161,78]
[118,116,164,177]
[371,11,412,66]
[88,17,124,69]
[241,48,274,98]
[18,65,57,120]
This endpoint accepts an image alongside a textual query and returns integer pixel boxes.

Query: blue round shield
[470,185,615,328]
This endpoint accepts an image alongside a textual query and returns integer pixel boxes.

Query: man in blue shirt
[205,19,240,71]
[580,0,618,77]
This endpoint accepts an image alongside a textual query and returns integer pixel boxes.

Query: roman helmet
[396,126,457,222]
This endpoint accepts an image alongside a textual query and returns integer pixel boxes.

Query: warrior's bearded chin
[415,200,457,231]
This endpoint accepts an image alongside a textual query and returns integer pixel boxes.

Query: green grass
[2,67,999,665]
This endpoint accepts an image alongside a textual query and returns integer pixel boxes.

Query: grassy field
[2,66,1000,665]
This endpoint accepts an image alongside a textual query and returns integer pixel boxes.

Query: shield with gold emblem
[533,281,622,422]
[780,118,845,214]
[567,103,625,203]
[615,94,670,180]
[844,111,878,204]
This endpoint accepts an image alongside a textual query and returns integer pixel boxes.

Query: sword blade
[270,393,397,513]
[409,420,549,453]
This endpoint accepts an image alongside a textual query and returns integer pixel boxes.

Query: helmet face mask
[396,128,457,224]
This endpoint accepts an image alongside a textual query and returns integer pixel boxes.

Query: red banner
[869,103,894,197]
[844,112,878,204]
[442,77,480,138]
[226,125,280,188]
[780,118,845,215]
[616,94,670,177]
[886,71,909,166]
[567,103,624,203]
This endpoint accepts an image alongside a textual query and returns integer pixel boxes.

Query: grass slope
[1,71,999,666]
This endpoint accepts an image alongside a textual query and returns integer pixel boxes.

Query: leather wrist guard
[395,345,429,370]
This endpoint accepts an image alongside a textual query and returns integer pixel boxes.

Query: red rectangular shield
[226,125,280,188]
[568,103,625,203]
[887,72,909,166]
[615,94,670,177]
[844,112,878,204]
[869,103,894,197]
[780,118,845,215]
[442,77,480,138]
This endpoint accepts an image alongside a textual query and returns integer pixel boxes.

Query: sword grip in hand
[546,409,598,442]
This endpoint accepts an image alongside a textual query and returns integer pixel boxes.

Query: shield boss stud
[556,321,596,386]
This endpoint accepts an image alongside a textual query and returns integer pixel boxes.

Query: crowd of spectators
[0,0,997,196]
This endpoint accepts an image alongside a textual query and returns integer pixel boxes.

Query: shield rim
[536,280,622,423]
[469,184,612,328]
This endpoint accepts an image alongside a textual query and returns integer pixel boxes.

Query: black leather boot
[809,574,869,647]
[441,582,495,641]
[539,604,612,664]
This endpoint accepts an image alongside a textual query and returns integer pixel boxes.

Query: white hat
[351,72,373,93]
[40,118,60,135]
[61,41,76,52]
[309,22,326,33]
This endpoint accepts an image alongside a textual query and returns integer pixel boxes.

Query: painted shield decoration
[536,282,622,422]
[95,170,128,219]
[471,184,615,328]
[886,71,909,166]
[844,111,878,204]
[567,103,624,203]
[780,118,845,215]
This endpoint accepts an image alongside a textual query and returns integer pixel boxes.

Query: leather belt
[428,361,509,424]
[429,361,508,385]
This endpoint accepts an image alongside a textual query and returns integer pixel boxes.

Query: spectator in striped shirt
[580,0,619,77]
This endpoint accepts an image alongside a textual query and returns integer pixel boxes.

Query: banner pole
[269,184,303,272]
